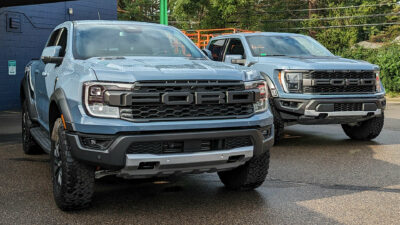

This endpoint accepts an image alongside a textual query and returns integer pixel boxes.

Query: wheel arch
[260,72,279,98]
[49,88,74,133]
[20,78,26,106]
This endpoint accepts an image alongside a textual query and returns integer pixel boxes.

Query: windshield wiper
[187,57,206,60]
[263,54,287,57]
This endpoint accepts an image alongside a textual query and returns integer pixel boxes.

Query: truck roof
[212,32,307,39]
[72,20,168,28]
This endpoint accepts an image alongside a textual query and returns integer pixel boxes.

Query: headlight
[245,80,268,113]
[83,82,133,118]
[375,70,382,93]
[279,71,304,93]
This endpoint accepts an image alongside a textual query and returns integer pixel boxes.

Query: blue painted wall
[0,0,117,111]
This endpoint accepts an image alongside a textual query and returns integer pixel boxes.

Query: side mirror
[225,54,245,65]
[202,49,213,59]
[41,46,63,65]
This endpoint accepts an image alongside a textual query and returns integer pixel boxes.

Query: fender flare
[20,76,29,105]
[20,68,39,121]
[49,88,74,127]
[260,72,279,97]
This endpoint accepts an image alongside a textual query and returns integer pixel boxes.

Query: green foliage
[338,44,400,92]
[118,0,159,22]
[169,0,264,29]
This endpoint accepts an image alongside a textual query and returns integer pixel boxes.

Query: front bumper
[118,146,253,178]
[274,97,386,124]
[65,127,274,176]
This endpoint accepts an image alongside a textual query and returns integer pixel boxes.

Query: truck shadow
[1,112,398,224]
[87,175,342,224]
[79,123,399,224]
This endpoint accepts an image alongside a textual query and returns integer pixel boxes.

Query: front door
[35,28,67,129]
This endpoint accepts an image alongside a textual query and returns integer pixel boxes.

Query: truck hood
[85,57,247,82]
[257,56,379,71]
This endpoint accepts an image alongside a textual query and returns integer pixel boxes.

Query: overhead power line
[264,12,400,23]
[262,2,399,13]
[277,22,400,30]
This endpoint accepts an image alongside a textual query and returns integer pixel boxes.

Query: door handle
[35,69,40,75]
[42,72,48,77]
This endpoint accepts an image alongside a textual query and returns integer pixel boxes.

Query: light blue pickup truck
[206,33,386,143]
[20,21,274,210]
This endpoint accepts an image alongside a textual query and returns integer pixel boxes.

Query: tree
[118,0,160,22]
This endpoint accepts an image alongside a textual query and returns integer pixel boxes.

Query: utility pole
[160,0,168,25]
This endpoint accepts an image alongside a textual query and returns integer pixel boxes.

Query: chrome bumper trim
[117,146,253,178]
[304,109,382,117]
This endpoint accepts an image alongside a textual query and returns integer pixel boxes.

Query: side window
[47,29,61,47]
[225,38,245,58]
[57,29,68,57]
[208,39,226,61]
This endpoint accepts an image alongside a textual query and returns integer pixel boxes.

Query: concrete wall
[0,0,117,111]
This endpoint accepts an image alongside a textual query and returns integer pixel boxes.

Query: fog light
[80,137,113,150]
[281,100,299,109]
[259,126,272,139]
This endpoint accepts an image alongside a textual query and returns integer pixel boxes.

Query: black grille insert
[119,80,254,121]
[126,136,253,154]
[120,104,254,120]
[303,71,376,94]
[304,86,375,94]
[334,103,363,112]
[306,71,375,79]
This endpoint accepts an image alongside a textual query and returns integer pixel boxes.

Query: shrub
[337,44,400,93]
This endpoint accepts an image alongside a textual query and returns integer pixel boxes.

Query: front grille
[126,136,253,154]
[307,71,375,79]
[119,80,254,121]
[120,104,253,120]
[304,86,375,94]
[132,80,245,93]
[303,71,376,94]
[334,103,363,112]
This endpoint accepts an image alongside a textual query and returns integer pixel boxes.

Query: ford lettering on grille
[106,91,256,106]
[307,78,376,87]
[302,71,376,94]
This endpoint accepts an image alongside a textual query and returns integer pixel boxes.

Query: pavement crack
[267,178,400,193]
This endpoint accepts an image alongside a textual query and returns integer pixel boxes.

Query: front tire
[218,150,270,191]
[51,118,95,211]
[341,114,384,140]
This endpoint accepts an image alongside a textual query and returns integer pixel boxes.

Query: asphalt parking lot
[0,103,399,225]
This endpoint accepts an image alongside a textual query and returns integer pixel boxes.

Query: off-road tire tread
[218,150,270,191]
[341,114,384,140]
[51,119,94,211]
[269,97,284,144]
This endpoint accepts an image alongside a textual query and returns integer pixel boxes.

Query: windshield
[246,35,334,57]
[73,24,204,59]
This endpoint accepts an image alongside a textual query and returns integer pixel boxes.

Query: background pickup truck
[20,21,274,210]
[206,32,386,143]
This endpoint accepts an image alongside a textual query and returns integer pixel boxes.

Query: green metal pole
[160,0,168,25]
[160,0,164,24]
[164,0,168,25]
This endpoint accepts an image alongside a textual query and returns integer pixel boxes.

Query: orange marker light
[61,114,67,129]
